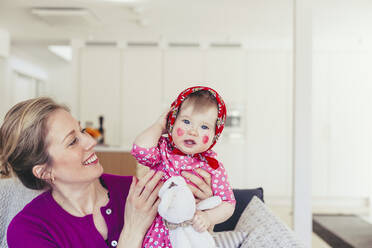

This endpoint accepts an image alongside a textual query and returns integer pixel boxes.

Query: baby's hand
[192,210,211,232]
[157,109,170,134]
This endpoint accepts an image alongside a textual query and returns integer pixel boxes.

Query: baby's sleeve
[211,163,236,204]
[131,143,162,168]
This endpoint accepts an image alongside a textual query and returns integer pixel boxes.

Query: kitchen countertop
[94,145,131,152]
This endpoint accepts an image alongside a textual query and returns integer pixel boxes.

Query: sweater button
[106,208,112,215]
[111,240,118,247]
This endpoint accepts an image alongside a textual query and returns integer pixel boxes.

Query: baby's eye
[201,125,209,130]
[81,128,87,134]
[183,119,190,124]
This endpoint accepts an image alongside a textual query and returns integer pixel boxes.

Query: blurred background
[1,0,372,247]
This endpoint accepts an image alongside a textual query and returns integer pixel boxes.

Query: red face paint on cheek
[176,128,185,137]
[202,135,209,144]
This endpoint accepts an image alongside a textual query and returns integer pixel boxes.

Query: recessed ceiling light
[48,45,72,61]
[100,0,141,2]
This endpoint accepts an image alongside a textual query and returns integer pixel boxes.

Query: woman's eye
[183,119,190,124]
[201,125,209,130]
[81,128,86,134]
[69,137,78,146]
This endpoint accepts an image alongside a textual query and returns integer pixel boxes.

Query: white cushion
[212,230,248,248]
[0,177,43,248]
[236,196,304,248]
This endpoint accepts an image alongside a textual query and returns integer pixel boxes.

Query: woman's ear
[32,164,49,180]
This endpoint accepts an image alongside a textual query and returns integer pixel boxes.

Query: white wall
[47,63,77,117]
[312,47,372,212]
[0,29,11,120]
[0,56,49,122]
[0,57,12,120]
[0,29,9,57]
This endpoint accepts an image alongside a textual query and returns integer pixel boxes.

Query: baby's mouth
[183,139,196,148]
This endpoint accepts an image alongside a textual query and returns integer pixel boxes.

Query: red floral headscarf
[166,86,226,169]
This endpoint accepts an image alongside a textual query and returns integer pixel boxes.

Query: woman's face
[45,109,103,185]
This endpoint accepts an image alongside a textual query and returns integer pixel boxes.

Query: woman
[0,97,214,248]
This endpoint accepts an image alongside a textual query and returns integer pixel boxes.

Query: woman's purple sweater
[7,174,132,248]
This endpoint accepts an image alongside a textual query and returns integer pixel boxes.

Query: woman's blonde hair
[0,97,69,189]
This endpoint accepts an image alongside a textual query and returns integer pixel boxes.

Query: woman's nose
[83,133,97,150]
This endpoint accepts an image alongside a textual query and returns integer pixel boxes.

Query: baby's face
[171,101,217,155]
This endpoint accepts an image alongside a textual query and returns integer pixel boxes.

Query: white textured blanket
[0,178,43,248]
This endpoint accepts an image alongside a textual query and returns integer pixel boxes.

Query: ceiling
[1,0,372,44]
[0,0,294,44]
[1,0,372,66]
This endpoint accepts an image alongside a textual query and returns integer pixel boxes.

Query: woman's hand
[119,170,163,247]
[181,168,213,202]
[192,210,212,232]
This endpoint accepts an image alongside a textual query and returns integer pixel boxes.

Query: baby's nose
[188,127,198,136]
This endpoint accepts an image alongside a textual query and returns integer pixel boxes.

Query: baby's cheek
[202,135,209,144]
[176,128,185,136]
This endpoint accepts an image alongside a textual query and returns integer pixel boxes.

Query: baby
[131,86,235,248]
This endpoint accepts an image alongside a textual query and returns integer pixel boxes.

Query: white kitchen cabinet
[121,48,163,148]
[204,49,246,104]
[163,48,205,104]
[80,47,121,146]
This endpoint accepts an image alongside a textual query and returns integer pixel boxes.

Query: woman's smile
[82,153,99,166]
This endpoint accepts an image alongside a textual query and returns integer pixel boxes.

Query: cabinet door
[163,48,204,104]
[204,49,246,104]
[80,47,121,146]
[121,48,162,148]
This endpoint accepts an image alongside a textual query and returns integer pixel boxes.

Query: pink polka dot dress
[131,137,235,248]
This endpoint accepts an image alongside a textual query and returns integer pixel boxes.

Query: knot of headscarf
[166,86,226,170]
